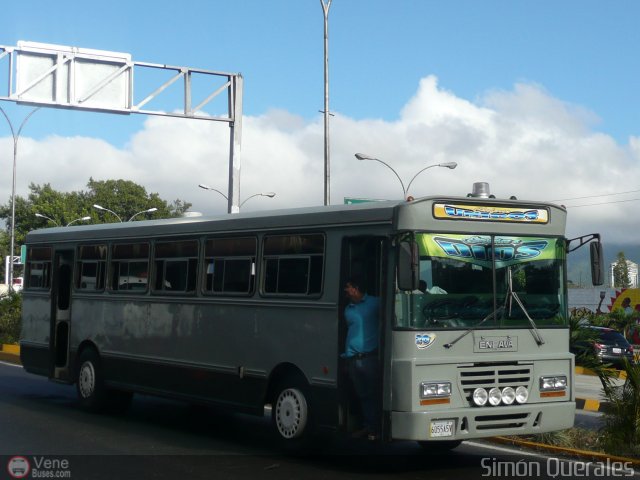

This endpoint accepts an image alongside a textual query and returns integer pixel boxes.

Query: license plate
[613,347,622,354]
[430,420,454,438]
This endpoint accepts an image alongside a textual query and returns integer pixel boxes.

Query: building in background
[610,259,639,288]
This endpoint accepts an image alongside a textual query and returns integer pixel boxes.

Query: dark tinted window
[110,243,149,292]
[25,247,52,289]
[262,234,324,296]
[153,240,198,294]
[76,244,107,291]
[204,237,256,295]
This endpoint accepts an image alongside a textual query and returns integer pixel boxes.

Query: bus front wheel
[76,349,107,412]
[273,385,309,440]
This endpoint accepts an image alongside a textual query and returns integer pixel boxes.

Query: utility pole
[321,0,332,206]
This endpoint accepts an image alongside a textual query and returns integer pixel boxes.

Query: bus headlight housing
[488,387,502,406]
[501,386,516,405]
[420,382,451,398]
[540,375,567,391]
[472,388,488,406]
[515,386,529,404]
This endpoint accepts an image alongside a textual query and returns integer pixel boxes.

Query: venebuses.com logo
[6,455,71,479]
[7,456,30,479]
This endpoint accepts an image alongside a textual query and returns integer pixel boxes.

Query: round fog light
[488,387,502,406]
[473,388,488,406]
[515,386,529,404]
[501,387,516,405]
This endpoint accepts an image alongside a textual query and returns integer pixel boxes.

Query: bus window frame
[202,236,258,297]
[260,232,326,298]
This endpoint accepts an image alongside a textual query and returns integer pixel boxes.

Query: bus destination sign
[433,203,549,224]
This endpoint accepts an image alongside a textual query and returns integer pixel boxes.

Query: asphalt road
[0,361,633,480]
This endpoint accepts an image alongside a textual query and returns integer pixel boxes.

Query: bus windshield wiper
[504,268,545,346]
[443,306,504,349]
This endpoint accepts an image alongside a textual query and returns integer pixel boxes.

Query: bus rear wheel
[273,385,310,440]
[76,349,107,412]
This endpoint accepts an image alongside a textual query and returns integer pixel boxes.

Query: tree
[0,179,192,273]
[613,251,631,289]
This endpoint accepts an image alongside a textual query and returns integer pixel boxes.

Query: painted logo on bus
[418,234,558,269]
[416,333,436,349]
[433,203,549,224]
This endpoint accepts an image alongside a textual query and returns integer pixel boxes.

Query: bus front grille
[458,362,533,407]
[474,412,530,430]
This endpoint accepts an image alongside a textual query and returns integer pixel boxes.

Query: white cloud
[1,75,638,243]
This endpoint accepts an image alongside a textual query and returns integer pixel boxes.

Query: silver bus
[20,183,603,448]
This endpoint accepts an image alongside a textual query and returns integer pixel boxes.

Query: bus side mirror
[590,241,604,286]
[398,240,419,291]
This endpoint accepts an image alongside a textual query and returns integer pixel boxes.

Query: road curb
[490,436,640,465]
[0,344,20,364]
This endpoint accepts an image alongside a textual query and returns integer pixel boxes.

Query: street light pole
[321,0,332,206]
[354,153,458,199]
[199,184,276,210]
[355,153,407,197]
[128,208,158,222]
[0,105,41,291]
[92,204,123,223]
[240,192,276,207]
[35,213,60,226]
[66,216,91,226]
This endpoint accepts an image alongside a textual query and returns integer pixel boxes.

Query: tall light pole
[321,0,332,206]
[0,105,41,291]
[199,184,276,210]
[354,153,457,199]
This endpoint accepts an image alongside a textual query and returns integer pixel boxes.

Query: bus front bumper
[390,401,575,441]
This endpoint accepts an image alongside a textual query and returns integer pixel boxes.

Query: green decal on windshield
[418,234,558,268]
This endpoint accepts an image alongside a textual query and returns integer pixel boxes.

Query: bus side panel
[70,296,341,424]
[20,292,51,376]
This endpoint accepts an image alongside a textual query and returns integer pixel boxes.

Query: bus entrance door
[339,236,386,436]
[49,249,74,382]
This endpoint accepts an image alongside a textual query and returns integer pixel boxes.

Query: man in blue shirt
[343,277,380,439]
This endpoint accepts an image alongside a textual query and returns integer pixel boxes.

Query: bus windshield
[394,233,567,330]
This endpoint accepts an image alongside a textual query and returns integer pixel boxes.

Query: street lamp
[354,153,457,199]
[35,213,91,227]
[1,105,41,290]
[35,213,60,227]
[92,204,123,223]
[199,184,276,210]
[66,216,91,226]
[128,207,158,222]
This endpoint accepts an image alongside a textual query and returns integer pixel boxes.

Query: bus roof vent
[467,182,495,198]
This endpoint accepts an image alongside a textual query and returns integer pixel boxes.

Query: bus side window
[76,245,107,291]
[203,237,257,295]
[110,243,150,293]
[25,247,53,290]
[262,233,324,296]
[153,240,198,294]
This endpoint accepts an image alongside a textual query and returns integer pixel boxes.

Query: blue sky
[1,0,639,244]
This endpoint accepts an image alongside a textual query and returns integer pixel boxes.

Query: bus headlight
[515,386,529,404]
[488,387,502,406]
[501,386,516,405]
[540,375,567,391]
[420,382,451,398]
[472,388,488,406]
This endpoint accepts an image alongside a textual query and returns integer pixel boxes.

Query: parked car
[572,326,635,369]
